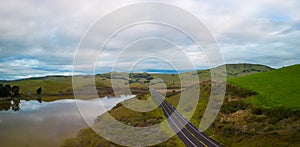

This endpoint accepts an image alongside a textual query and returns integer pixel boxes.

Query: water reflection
[0,99,22,111]
[0,98,44,111]
[0,95,135,147]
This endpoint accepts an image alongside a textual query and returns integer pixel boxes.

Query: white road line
[152,92,197,146]
[172,107,220,147]
[152,90,220,147]
[160,101,197,147]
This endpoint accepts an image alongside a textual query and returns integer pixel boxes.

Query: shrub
[252,107,263,115]
[221,101,250,114]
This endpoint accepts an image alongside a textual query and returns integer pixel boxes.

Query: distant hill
[151,63,274,87]
[1,76,73,94]
[219,63,274,78]
[229,64,300,109]
[0,63,274,95]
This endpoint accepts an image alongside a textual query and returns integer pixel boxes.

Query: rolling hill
[0,63,273,98]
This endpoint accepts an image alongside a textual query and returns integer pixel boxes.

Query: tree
[36,87,42,95]
[0,84,11,97]
[11,86,20,97]
[0,84,22,98]
[4,84,11,91]
[4,84,12,96]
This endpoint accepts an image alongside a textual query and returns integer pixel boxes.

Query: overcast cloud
[0,0,299,80]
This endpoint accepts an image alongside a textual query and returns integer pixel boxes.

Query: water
[0,95,135,147]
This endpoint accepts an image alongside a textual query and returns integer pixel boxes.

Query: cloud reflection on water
[0,95,134,147]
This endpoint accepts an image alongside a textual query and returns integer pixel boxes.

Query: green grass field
[229,64,300,109]
[7,76,73,94]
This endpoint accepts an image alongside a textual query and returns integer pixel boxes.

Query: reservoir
[0,95,135,147]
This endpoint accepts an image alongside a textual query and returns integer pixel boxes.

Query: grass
[229,64,300,109]
[62,94,185,147]
[5,76,73,94]
[60,64,300,146]
[221,63,274,78]
[62,79,300,146]
[152,63,273,87]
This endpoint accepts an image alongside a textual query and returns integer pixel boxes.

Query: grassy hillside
[62,84,215,147]
[62,80,300,146]
[229,64,300,109]
[4,76,72,94]
[152,63,274,88]
[221,63,274,78]
[62,94,185,147]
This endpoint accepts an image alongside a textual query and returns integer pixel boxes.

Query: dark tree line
[0,84,20,98]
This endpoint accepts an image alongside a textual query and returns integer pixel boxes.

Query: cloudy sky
[0,0,299,80]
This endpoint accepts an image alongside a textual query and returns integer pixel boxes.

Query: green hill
[222,63,274,78]
[151,63,274,88]
[229,64,300,109]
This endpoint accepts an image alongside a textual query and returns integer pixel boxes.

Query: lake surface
[0,95,135,147]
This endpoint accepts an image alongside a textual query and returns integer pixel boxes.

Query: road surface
[150,89,223,147]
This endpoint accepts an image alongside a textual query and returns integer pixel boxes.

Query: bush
[252,107,263,115]
[221,101,250,114]
[251,107,300,124]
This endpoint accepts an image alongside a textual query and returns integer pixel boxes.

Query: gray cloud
[0,0,300,79]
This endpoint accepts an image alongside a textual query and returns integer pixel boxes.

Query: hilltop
[221,63,274,77]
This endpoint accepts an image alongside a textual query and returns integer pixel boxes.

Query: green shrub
[221,101,250,114]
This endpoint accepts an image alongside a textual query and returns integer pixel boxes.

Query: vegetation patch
[229,64,300,109]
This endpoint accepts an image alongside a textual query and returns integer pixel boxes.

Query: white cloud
[8,58,40,67]
[0,0,300,79]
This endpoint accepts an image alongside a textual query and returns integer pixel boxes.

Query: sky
[0,0,300,80]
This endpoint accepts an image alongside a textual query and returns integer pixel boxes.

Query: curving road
[150,89,223,147]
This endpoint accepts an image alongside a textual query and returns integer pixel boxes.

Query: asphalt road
[150,89,223,147]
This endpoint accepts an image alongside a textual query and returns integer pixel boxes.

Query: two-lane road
[150,89,223,147]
